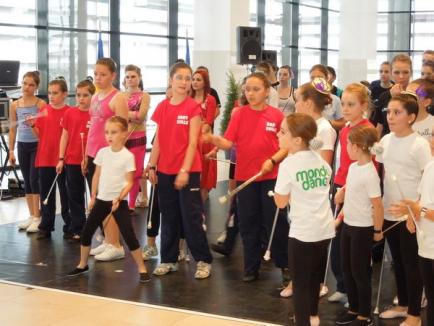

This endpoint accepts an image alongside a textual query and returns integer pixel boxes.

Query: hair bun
[85,76,94,82]
[56,75,66,81]
[311,77,332,95]
[369,142,383,155]
[309,137,324,150]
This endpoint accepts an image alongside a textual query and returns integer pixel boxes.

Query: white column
[193,0,250,131]
[338,0,377,87]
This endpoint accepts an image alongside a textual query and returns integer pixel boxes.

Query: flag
[185,29,190,65]
[97,32,104,59]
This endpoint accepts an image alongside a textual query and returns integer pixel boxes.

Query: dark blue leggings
[17,141,39,194]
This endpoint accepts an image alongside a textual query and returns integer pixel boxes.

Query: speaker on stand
[236,26,262,66]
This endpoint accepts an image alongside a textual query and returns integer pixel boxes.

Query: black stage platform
[0,181,427,325]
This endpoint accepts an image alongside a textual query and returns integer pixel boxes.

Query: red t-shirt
[35,104,70,167]
[151,97,202,174]
[62,107,90,165]
[224,105,283,181]
[334,118,373,186]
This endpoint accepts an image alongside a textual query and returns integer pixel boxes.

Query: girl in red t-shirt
[191,69,217,202]
[147,62,213,279]
[29,78,71,239]
[56,78,95,241]
[204,72,289,283]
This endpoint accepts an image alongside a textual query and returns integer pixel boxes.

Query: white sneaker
[194,261,211,279]
[95,244,125,261]
[18,217,33,230]
[328,291,348,303]
[89,242,108,256]
[26,217,41,233]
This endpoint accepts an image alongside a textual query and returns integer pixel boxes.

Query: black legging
[81,199,140,251]
[17,141,39,194]
[419,256,434,325]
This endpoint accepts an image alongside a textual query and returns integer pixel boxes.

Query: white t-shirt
[376,132,431,221]
[323,94,343,121]
[267,87,279,109]
[412,114,434,142]
[417,160,434,260]
[94,146,136,201]
[316,117,337,151]
[343,161,381,227]
[275,150,335,242]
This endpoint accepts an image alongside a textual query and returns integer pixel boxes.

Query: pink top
[127,92,143,111]
[86,90,118,158]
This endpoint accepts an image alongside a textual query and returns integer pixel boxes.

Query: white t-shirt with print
[94,146,136,201]
[376,132,431,221]
[275,150,335,242]
[412,114,434,142]
[316,117,337,151]
[343,161,381,227]
[417,160,434,260]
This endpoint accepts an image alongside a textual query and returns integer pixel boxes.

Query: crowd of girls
[7,53,434,325]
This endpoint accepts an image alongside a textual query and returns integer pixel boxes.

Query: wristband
[269,157,277,165]
[59,158,64,161]
[373,229,382,234]
[148,166,156,171]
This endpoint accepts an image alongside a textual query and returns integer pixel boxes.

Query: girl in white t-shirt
[295,77,337,167]
[376,94,431,326]
[274,112,335,326]
[389,127,434,326]
[67,116,150,283]
[406,78,434,142]
[334,125,384,325]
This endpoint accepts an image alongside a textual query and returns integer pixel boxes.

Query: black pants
[419,256,434,325]
[17,141,39,194]
[341,223,373,317]
[65,164,86,235]
[157,172,212,264]
[384,219,422,316]
[237,179,289,274]
[38,167,70,233]
[329,182,346,293]
[146,183,161,238]
[289,237,329,326]
[85,155,96,191]
[81,199,140,251]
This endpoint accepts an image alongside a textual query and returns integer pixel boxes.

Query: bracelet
[269,157,277,165]
[148,166,156,171]
[59,158,64,161]
[373,229,382,234]
[179,168,189,174]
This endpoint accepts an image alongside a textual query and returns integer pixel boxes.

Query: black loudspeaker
[236,26,262,65]
[262,50,277,67]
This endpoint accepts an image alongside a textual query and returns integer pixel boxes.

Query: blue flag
[185,30,190,65]
[97,32,104,59]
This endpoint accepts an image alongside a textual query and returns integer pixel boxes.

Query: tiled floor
[0,281,278,325]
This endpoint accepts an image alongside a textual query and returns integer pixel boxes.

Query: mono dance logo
[295,166,329,191]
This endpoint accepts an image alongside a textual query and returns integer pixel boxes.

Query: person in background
[8,71,46,233]
[370,61,394,104]
[421,61,434,81]
[277,65,296,116]
[327,66,343,98]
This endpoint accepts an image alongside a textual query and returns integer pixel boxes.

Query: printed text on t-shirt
[266,122,277,132]
[296,165,329,190]
[177,115,189,125]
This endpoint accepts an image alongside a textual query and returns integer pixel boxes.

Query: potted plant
[219,71,240,135]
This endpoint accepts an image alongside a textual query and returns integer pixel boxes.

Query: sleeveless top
[87,89,118,158]
[277,87,296,116]
[16,99,39,143]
